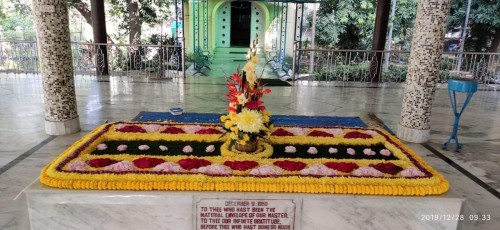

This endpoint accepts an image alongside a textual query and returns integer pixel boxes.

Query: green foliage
[0,0,36,40]
[314,0,376,49]
[312,0,418,50]
[447,0,500,52]
[108,0,171,37]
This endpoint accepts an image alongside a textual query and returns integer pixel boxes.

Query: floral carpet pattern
[40,122,449,196]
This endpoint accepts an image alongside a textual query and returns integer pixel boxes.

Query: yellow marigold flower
[224,121,233,129]
[236,108,263,133]
[239,140,247,145]
[229,132,237,140]
[220,115,227,122]
[243,134,250,141]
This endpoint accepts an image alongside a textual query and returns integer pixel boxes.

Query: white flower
[352,166,384,177]
[363,148,376,156]
[104,161,138,172]
[206,145,215,152]
[400,167,426,177]
[307,147,318,154]
[284,146,297,153]
[328,148,338,154]
[152,162,183,173]
[237,93,248,105]
[138,145,150,151]
[117,145,128,151]
[300,164,338,176]
[96,143,107,150]
[159,145,168,151]
[183,145,193,153]
[380,149,391,156]
[347,148,356,155]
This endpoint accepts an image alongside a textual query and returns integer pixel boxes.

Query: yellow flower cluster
[221,111,272,144]
[39,122,449,196]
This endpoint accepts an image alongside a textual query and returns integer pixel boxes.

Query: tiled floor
[0,74,499,229]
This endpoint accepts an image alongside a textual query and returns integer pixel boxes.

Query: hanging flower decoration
[220,39,272,148]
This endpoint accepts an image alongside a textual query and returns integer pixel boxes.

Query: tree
[314,0,376,49]
[390,0,418,50]
[447,0,500,52]
[108,0,171,45]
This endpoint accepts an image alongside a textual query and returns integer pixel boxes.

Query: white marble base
[45,117,80,135]
[397,124,430,143]
[23,182,465,230]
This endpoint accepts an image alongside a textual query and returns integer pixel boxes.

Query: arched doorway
[231,1,251,46]
[215,1,264,48]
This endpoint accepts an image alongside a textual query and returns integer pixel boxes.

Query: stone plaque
[39,5,55,13]
[195,198,296,230]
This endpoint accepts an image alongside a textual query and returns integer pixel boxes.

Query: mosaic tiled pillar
[32,0,80,135]
[397,0,451,143]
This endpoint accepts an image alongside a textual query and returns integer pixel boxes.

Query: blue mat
[132,112,366,127]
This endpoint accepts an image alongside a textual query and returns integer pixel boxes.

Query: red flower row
[86,158,402,175]
[369,162,403,175]
[116,125,222,134]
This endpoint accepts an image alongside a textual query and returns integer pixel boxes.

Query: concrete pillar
[397,0,452,143]
[32,0,80,135]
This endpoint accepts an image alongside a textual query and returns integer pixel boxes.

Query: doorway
[230,1,251,47]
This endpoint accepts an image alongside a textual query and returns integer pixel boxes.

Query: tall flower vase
[235,139,258,153]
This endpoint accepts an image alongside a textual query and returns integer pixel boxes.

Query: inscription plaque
[196,198,296,230]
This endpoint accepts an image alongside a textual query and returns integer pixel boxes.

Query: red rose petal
[324,162,359,173]
[195,128,223,134]
[133,157,165,169]
[308,130,334,137]
[161,126,185,134]
[116,125,146,133]
[178,158,211,170]
[224,161,258,171]
[271,128,295,136]
[86,158,119,168]
[344,131,372,139]
[369,163,403,175]
[273,160,306,171]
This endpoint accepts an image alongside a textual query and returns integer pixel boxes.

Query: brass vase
[235,139,258,153]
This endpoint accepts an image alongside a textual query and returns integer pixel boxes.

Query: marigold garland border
[40,122,449,196]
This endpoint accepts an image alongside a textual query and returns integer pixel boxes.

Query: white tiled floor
[0,74,499,229]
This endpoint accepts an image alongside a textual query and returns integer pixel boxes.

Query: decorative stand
[443,78,478,152]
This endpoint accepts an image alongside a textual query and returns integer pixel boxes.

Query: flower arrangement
[220,40,272,152]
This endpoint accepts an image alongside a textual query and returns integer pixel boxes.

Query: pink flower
[300,164,338,176]
[363,148,376,156]
[287,127,309,135]
[363,130,379,137]
[181,125,204,134]
[380,149,391,156]
[117,145,127,151]
[138,145,150,151]
[284,146,297,153]
[400,167,426,177]
[307,147,318,154]
[142,124,164,133]
[325,128,344,135]
[67,160,87,171]
[152,162,183,173]
[328,148,338,154]
[347,148,356,155]
[104,161,138,172]
[183,145,193,153]
[205,145,215,153]
[352,166,384,177]
[159,145,168,151]
[250,165,283,176]
[96,143,107,150]
[193,164,232,175]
